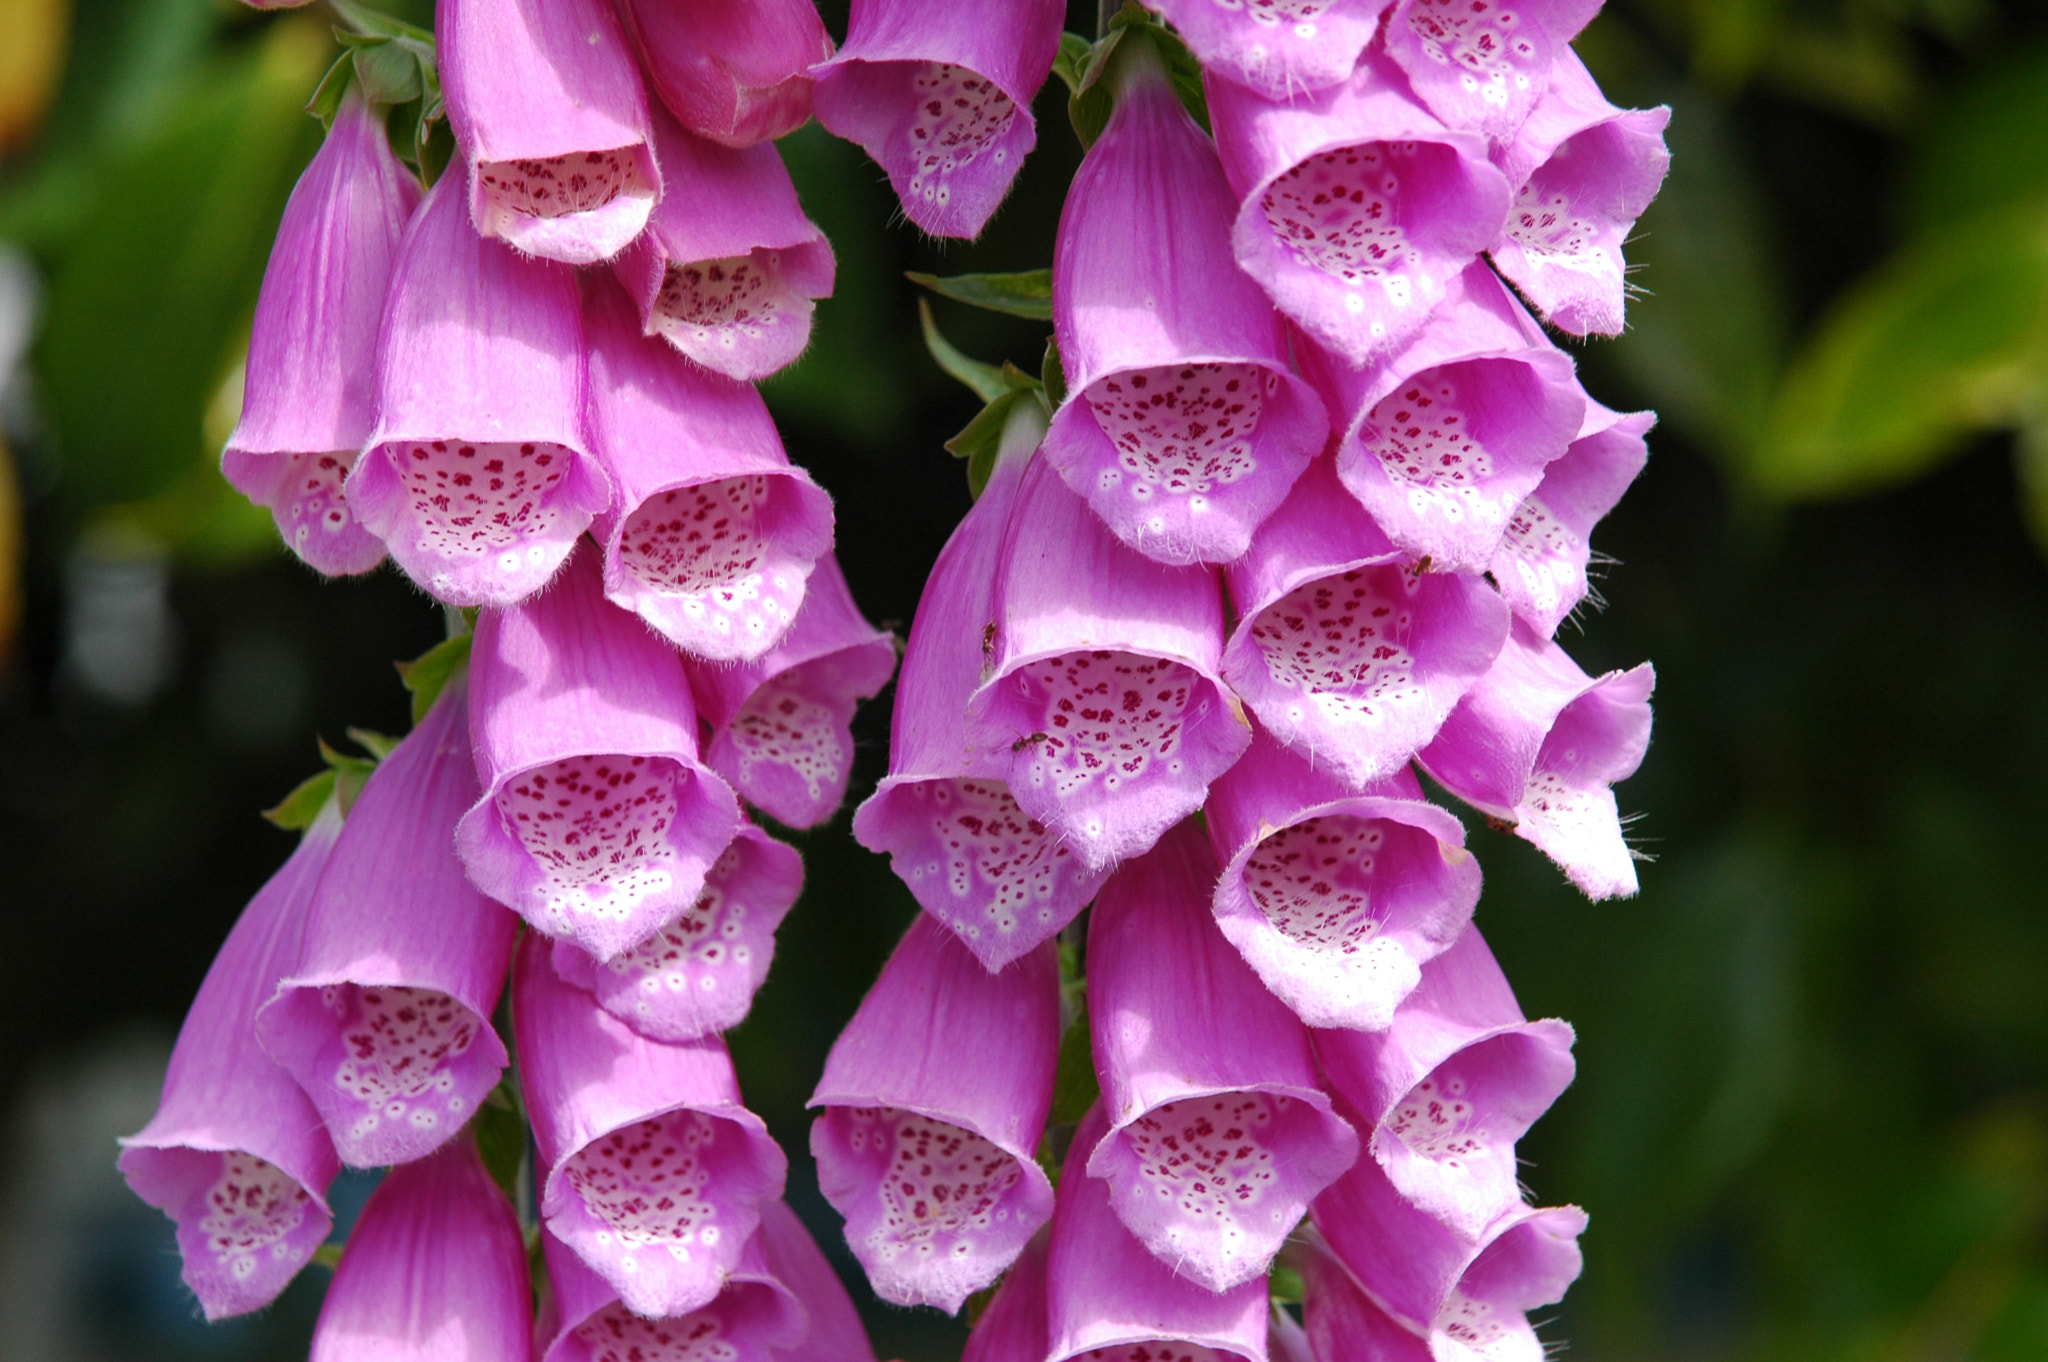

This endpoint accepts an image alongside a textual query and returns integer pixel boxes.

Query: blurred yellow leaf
[0,0,69,153]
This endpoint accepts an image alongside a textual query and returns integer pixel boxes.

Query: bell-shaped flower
[960,1229,1048,1362]
[617,0,835,148]
[1288,1227,1435,1362]
[811,0,1064,239]
[1207,728,1481,1031]
[1220,458,1510,787]
[687,555,898,830]
[119,804,344,1320]
[551,818,803,1043]
[1045,35,1328,565]
[257,681,515,1169]
[351,169,611,606]
[853,403,1107,969]
[1298,262,1585,574]
[1420,620,1653,898]
[584,273,836,662]
[308,1133,532,1362]
[1316,925,1575,1236]
[1150,0,1385,101]
[539,1220,805,1362]
[457,543,744,962]
[1086,821,1359,1291]
[1488,402,1652,637]
[759,1199,883,1362]
[514,932,788,1318]
[967,453,1249,873]
[1207,49,1513,368]
[810,914,1059,1312]
[614,109,837,382]
[223,91,415,577]
[440,0,660,265]
[1381,0,1605,144]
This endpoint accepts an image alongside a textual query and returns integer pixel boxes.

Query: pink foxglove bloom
[539,1221,805,1362]
[550,819,803,1042]
[688,555,897,830]
[1381,0,1605,144]
[966,454,1249,873]
[1086,821,1359,1291]
[1206,728,1480,1031]
[617,0,835,148]
[1420,620,1653,898]
[457,543,744,962]
[1299,262,1585,574]
[1316,925,1575,1236]
[257,681,514,1169]
[119,804,343,1320]
[1219,458,1510,787]
[853,404,1107,968]
[308,1134,532,1362]
[1207,49,1512,369]
[1488,401,1651,637]
[1289,1227,1434,1362]
[1150,0,1385,101]
[810,914,1059,1312]
[1044,36,1328,565]
[439,0,660,265]
[760,1199,884,1362]
[811,0,1064,239]
[514,933,788,1318]
[352,170,611,606]
[223,91,415,577]
[960,1229,1049,1362]
[584,274,836,662]
[1489,50,1671,336]
[615,109,837,382]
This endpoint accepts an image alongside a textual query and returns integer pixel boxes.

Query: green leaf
[1907,47,2048,234]
[263,768,337,830]
[1051,31,1094,95]
[919,299,1010,403]
[1268,1263,1306,1307]
[1042,335,1068,411]
[397,630,474,724]
[906,268,1053,321]
[474,1078,529,1200]
[346,727,403,762]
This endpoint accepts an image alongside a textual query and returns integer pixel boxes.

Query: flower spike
[1150,0,1387,101]
[1382,0,1605,144]
[617,0,835,148]
[539,1222,806,1362]
[1489,400,1652,637]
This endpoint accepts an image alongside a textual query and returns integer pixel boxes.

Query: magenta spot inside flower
[1362,376,1495,491]
[1240,813,1396,952]
[1077,1346,1232,1362]
[619,477,772,594]
[1505,178,1600,261]
[563,1111,723,1246]
[1229,0,1331,22]
[916,778,1076,937]
[601,841,749,984]
[1262,143,1421,285]
[398,439,571,553]
[1439,1289,1518,1351]
[1011,651,1196,801]
[326,984,480,1141]
[839,1108,1024,1266]
[279,449,358,549]
[1249,564,1420,718]
[1388,1065,1490,1162]
[1125,1093,1287,1228]
[476,148,648,220]
[725,678,845,806]
[1404,0,1541,87]
[654,253,797,344]
[1086,363,1273,500]
[200,1152,310,1284]
[576,1303,731,1362]
[499,754,683,902]
[905,62,1017,209]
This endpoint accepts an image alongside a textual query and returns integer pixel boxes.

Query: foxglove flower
[759,1199,884,1362]
[811,0,1064,239]
[457,543,744,962]
[617,0,835,148]
[584,273,836,661]
[810,914,1059,1312]
[853,403,1107,968]
[223,90,415,577]
[688,555,898,830]
[1288,1227,1434,1362]
[1206,49,1512,369]
[551,819,803,1042]
[1044,34,1328,565]
[1488,401,1651,636]
[960,1229,1048,1362]
[1150,0,1386,100]
[257,681,514,1168]
[352,169,611,606]
[1219,457,1510,787]
[1381,0,1605,143]
[1207,727,1481,1031]
[514,932,787,1318]
[539,1221,805,1362]
[1086,821,1359,1291]
[966,453,1249,873]
[1420,620,1653,898]
[308,1134,532,1362]
[1316,925,1575,1236]
[1298,262,1585,574]
[614,109,837,382]
[119,804,343,1320]
[440,0,660,265]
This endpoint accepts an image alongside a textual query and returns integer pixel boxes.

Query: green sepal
[397,629,474,724]
[314,2,448,183]
[1066,12,1211,149]
[1043,335,1069,411]
[919,299,1011,403]
[306,53,355,131]
[328,0,435,44]
[266,729,382,827]
[311,1242,344,1271]
[1051,31,1094,95]
[1268,1262,1307,1307]
[339,33,426,107]
[320,738,379,818]
[1067,27,1125,150]
[345,727,403,762]
[907,268,1054,320]
[948,386,1046,499]
[474,1077,530,1201]
[263,768,338,830]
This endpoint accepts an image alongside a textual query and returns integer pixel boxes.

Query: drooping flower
[960,1229,1049,1362]
[613,108,838,382]
[616,0,835,148]
[1149,0,1387,101]
[119,803,344,1321]
[256,679,514,1169]
[222,90,415,578]
[351,168,611,606]
[1380,0,1606,144]
[439,0,660,265]
[1206,726,1480,1031]
[1043,32,1329,565]
[584,272,836,662]
[308,1133,533,1362]
[538,1220,805,1362]
[810,914,1059,1312]
[1287,1227,1435,1362]
[457,542,744,962]
[1086,820,1359,1291]
[811,0,1064,239]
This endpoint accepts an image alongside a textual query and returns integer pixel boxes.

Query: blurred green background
[0,0,2044,1359]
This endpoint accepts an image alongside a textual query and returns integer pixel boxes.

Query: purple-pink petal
[1382,0,1605,144]
[1290,1227,1435,1362]
[756,1199,883,1362]
[540,1220,806,1362]
[617,0,834,148]
[960,1229,1050,1362]
[1151,0,1386,101]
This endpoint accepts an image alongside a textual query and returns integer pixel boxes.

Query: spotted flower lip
[256,679,514,1171]
[1381,0,1606,144]
[222,90,414,579]
[809,914,1059,1313]
[811,0,1065,239]
[1206,47,1514,369]
[1150,0,1387,101]
[617,0,835,148]
[439,0,661,266]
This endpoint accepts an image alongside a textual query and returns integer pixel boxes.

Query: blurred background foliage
[0,0,2044,1359]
